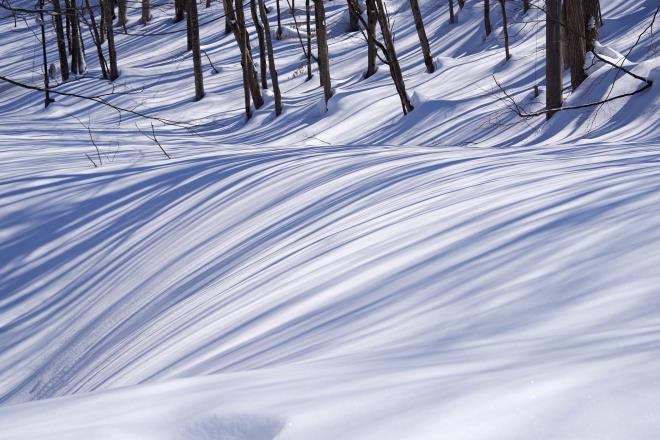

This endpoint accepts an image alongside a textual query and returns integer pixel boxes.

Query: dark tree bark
[498,0,510,60]
[565,0,587,90]
[222,0,232,33]
[186,7,193,50]
[374,0,413,114]
[448,0,455,24]
[206,0,211,7]
[118,0,128,31]
[306,0,313,80]
[583,0,601,51]
[175,0,185,22]
[483,0,490,36]
[142,0,150,23]
[276,0,283,38]
[366,0,377,78]
[250,0,268,89]
[186,0,205,100]
[410,0,434,72]
[52,0,70,81]
[38,0,53,106]
[84,0,109,79]
[314,0,332,105]
[458,0,464,8]
[241,30,252,118]
[348,0,360,31]
[68,0,83,74]
[65,0,72,52]
[103,0,119,80]
[225,0,264,107]
[546,0,562,119]
[259,0,283,115]
[99,0,106,42]
[523,0,529,13]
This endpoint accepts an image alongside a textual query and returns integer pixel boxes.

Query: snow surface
[0,0,659,438]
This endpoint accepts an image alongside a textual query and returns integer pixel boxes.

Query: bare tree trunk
[222,0,231,32]
[483,0,490,36]
[458,0,464,8]
[546,0,562,119]
[583,0,601,51]
[448,0,455,24]
[226,0,264,107]
[186,8,193,50]
[241,30,252,119]
[348,0,360,31]
[498,0,510,60]
[103,0,119,80]
[409,0,434,72]
[118,0,127,31]
[68,0,82,74]
[85,0,108,79]
[374,0,413,114]
[565,0,586,90]
[99,0,106,42]
[206,0,211,7]
[366,0,377,78]
[250,0,268,89]
[259,0,283,115]
[186,0,205,100]
[523,0,529,13]
[65,0,72,52]
[276,0,283,38]
[175,0,185,22]
[314,0,332,105]
[52,0,70,81]
[142,0,150,23]
[38,0,53,106]
[306,0,313,80]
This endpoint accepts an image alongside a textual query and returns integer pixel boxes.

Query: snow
[0,0,659,438]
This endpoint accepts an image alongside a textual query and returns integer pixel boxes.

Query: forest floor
[0,0,659,438]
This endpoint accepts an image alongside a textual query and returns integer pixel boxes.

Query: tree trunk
[52,0,70,81]
[175,0,185,22]
[458,0,464,8]
[306,0,313,80]
[410,0,434,72]
[314,0,332,106]
[186,8,193,50]
[68,0,82,74]
[564,0,586,90]
[186,0,205,100]
[448,0,455,24]
[38,0,53,106]
[498,0,510,60]
[276,0,283,38]
[374,0,413,114]
[85,0,109,79]
[118,0,127,31]
[241,30,253,119]
[103,0,119,80]
[259,0,283,115]
[545,0,562,119]
[206,0,211,7]
[583,0,601,51]
[226,0,264,107]
[222,0,232,33]
[348,0,360,31]
[523,0,529,13]
[65,0,72,52]
[250,0,268,89]
[483,0,490,36]
[99,0,106,42]
[142,0,150,23]
[366,0,377,78]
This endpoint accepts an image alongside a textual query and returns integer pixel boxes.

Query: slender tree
[222,0,231,33]
[175,0,185,22]
[51,0,70,80]
[314,0,332,105]
[366,0,377,77]
[374,0,413,113]
[68,0,83,74]
[565,0,587,90]
[483,0,491,36]
[250,0,268,89]
[458,0,464,8]
[448,0,455,24]
[118,0,128,31]
[306,0,313,80]
[348,0,360,31]
[409,0,434,72]
[583,0,601,51]
[38,0,53,106]
[103,0,119,80]
[186,0,205,100]
[276,0,283,38]
[523,0,529,13]
[241,30,252,118]
[84,0,109,79]
[142,0,150,23]
[546,0,562,118]
[498,0,510,60]
[259,0,283,115]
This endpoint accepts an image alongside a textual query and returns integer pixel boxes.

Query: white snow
[0,0,659,438]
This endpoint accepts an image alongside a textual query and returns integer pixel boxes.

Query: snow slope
[1,0,659,438]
